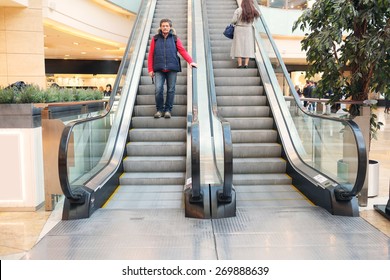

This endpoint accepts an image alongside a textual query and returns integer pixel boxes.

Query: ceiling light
[73,42,79,45]
[81,52,87,54]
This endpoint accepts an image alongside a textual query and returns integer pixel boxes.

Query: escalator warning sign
[313,174,327,184]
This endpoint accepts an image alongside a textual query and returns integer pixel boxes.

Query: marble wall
[0,1,46,88]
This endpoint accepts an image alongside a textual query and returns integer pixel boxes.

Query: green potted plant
[293,0,389,205]
[0,83,104,127]
[292,0,389,140]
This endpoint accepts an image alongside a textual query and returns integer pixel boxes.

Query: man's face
[160,22,171,35]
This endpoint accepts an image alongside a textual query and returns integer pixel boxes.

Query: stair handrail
[251,1,367,201]
[187,0,201,201]
[199,0,233,202]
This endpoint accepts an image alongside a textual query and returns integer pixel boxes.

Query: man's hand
[148,71,154,77]
[190,62,198,68]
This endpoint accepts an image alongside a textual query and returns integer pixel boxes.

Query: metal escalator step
[127,142,186,156]
[133,105,187,117]
[129,128,186,142]
[131,116,186,128]
[120,172,185,185]
[123,156,186,172]
[231,129,278,143]
[217,95,266,106]
[138,84,187,95]
[233,143,282,158]
[213,68,259,77]
[116,185,183,193]
[136,94,187,105]
[233,173,292,185]
[215,85,264,96]
[225,117,274,129]
[233,158,287,174]
[214,76,261,87]
[219,106,270,117]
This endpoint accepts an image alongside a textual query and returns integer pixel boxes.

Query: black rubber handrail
[189,0,201,201]
[253,1,367,200]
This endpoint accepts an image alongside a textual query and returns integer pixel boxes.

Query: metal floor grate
[24,207,390,260]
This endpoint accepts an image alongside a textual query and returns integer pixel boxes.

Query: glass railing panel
[211,115,224,184]
[254,9,362,190]
[258,0,308,10]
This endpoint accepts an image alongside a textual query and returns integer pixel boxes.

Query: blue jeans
[154,71,177,112]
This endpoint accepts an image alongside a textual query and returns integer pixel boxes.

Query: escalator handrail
[199,0,233,200]
[188,0,201,199]
[58,0,155,202]
[253,2,367,198]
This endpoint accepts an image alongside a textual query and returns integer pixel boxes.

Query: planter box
[0,104,44,211]
[0,101,106,211]
[0,104,42,128]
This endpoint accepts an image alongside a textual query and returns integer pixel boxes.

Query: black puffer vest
[153,31,180,72]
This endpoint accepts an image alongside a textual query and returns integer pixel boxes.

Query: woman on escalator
[230,0,260,68]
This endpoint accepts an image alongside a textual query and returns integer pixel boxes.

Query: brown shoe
[164,111,171,118]
[154,111,163,118]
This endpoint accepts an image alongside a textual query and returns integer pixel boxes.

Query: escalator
[54,0,198,220]
[205,0,311,209]
[202,0,368,216]
[23,0,390,260]
[102,0,189,210]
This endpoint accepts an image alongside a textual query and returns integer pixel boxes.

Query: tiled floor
[0,109,389,260]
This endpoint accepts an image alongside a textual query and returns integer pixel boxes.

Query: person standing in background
[148,18,197,119]
[103,84,112,96]
[230,0,260,68]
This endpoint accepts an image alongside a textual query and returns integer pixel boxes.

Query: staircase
[205,0,310,208]
[104,0,189,209]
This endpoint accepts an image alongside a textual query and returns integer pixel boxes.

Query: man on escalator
[148,18,197,119]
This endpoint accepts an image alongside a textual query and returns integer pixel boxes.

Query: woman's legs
[237,57,249,68]
[237,57,242,67]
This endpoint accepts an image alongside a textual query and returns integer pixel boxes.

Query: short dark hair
[160,18,172,27]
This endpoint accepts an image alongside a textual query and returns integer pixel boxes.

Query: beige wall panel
[28,0,43,9]
[0,132,23,200]
[0,9,5,30]
[0,76,9,86]
[0,31,6,53]
[0,53,7,76]
[6,31,44,54]
[6,53,44,76]
[14,76,46,86]
[4,8,43,32]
